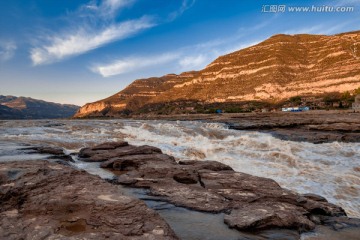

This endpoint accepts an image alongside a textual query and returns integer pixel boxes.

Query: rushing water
[0,119,359,219]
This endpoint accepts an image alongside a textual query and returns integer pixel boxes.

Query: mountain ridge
[0,95,79,119]
[75,30,360,117]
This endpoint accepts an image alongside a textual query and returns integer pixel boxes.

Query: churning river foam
[0,120,359,218]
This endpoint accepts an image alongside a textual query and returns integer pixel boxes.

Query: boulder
[22,146,74,162]
[77,141,358,234]
[224,203,315,231]
[91,141,129,150]
[0,160,178,240]
[79,142,163,162]
[150,184,229,212]
[112,154,176,171]
[173,170,198,184]
[178,160,234,171]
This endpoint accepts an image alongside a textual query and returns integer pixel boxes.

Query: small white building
[353,95,360,112]
[282,106,310,112]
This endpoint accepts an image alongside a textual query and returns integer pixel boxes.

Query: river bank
[132,110,360,143]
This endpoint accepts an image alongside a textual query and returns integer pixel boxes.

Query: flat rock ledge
[79,141,360,234]
[0,160,178,240]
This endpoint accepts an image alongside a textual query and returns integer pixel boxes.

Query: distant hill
[74,30,360,117]
[0,95,79,119]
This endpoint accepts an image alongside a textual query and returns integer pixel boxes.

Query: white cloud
[92,53,180,77]
[104,0,131,11]
[283,25,325,35]
[90,17,270,78]
[222,40,262,55]
[0,41,17,62]
[91,37,265,78]
[284,20,357,35]
[89,16,276,78]
[168,0,196,21]
[31,17,155,65]
[80,0,133,17]
[99,0,134,17]
[179,54,207,69]
[30,0,154,65]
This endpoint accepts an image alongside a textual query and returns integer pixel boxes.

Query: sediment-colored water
[0,119,359,219]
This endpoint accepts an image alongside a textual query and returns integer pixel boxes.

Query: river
[0,119,359,219]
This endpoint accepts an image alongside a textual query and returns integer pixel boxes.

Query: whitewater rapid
[0,119,359,217]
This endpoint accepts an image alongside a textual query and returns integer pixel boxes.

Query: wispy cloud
[283,25,325,35]
[30,0,155,65]
[91,53,180,77]
[168,0,196,21]
[81,0,134,18]
[31,17,154,65]
[102,0,133,15]
[92,36,264,78]
[0,40,17,62]
[284,19,359,35]
[91,17,271,77]
[179,54,207,69]
[320,21,355,34]
[222,40,262,55]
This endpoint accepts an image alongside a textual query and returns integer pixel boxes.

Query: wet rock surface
[79,141,360,235]
[0,160,178,240]
[79,142,162,162]
[21,146,74,163]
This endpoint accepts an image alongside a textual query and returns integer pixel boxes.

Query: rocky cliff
[75,31,360,117]
[0,95,79,119]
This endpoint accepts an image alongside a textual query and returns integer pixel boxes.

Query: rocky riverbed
[81,142,360,234]
[2,141,359,239]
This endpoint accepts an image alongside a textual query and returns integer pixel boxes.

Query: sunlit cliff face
[76,32,360,117]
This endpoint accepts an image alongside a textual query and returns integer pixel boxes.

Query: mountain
[0,95,79,119]
[75,71,197,117]
[74,31,360,118]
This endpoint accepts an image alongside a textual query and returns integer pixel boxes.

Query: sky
[0,0,359,106]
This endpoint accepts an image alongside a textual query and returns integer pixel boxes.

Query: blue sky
[0,0,359,106]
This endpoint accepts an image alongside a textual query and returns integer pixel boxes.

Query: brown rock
[78,147,93,158]
[77,141,358,233]
[225,111,360,144]
[173,170,198,184]
[321,216,360,230]
[0,160,178,240]
[178,160,234,171]
[307,123,360,132]
[79,142,163,162]
[112,154,176,171]
[32,146,64,155]
[91,141,129,150]
[150,184,229,213]
[23,146,74,162]
[224,203,315,231]
[101,153,175,169]
[302,193,328,202]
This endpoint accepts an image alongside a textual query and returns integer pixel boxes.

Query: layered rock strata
[75,31,360,118]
